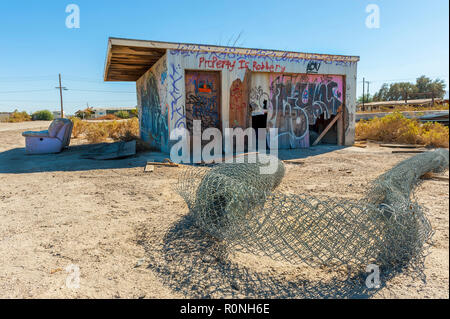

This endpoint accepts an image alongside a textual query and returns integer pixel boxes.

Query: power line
[0,89,55,94]
[70,89,135,93]
[0,89,135,94]
[0,75,55,82]
[357,75,449,84]
[0,99,136,103]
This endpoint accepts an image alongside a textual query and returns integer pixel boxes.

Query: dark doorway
[309,113,337,145]
[252,113,268,149]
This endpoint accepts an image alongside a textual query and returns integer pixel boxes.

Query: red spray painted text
[199,57,286,73]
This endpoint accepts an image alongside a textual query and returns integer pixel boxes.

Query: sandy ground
[0,122,448,299]
[0,121,52,132]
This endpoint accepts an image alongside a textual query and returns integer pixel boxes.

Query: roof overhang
[104,38,166,81]
[104,37,360,82]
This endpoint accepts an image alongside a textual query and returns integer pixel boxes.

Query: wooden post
[55,74,67,118]
[362,78,365,111]
[59,74,64,118]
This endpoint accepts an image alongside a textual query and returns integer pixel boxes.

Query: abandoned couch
[22,118,73,154]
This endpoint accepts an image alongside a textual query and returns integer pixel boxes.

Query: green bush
[129,108,138,117]
[115,110,130,119]
[32,110,54,121]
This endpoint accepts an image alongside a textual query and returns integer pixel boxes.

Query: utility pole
[362,77,365,111]
[55,74,67,118]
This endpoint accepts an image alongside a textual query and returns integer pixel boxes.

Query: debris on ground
[81,140,136,160]
[391,150,426,154]
[380,143,425,148]
[283,159,305,165]
[145,161,178,167]
[50,268,63,274]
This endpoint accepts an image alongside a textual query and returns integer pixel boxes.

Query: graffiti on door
[229,71,250,129]
[185,71,221,133]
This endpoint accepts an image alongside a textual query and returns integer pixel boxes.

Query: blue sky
[0,0,448,114]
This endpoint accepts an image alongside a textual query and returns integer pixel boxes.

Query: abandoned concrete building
[104,37,359,153]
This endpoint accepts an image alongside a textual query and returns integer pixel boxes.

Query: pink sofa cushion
[56,123,69,141]
[48,119,66,138]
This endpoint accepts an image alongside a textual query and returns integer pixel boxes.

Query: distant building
[0,112,12,121]
[357,98,444,112]
[52,111,61,118]
[91,106,136,118]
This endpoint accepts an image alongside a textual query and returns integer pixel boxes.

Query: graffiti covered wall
[136,54,170,152]
[265,73,344,148]
[135,45,358,152]
[166,45,357,149]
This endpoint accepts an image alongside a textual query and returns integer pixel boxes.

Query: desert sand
[0,122,448,298]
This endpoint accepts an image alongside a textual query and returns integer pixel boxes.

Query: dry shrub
[121,117,139,139]
[356,112,449,148]
[70,117,88,138]
[95,114,120,121]
[112,119,152,152]
[7,110,31,122]
[419,122,449,148]
[104,121,121,140]
[358,102,449,114]
[84,124,109,143]
[73,118,140,144]
[71,117,151,151]
[104,118,139,141]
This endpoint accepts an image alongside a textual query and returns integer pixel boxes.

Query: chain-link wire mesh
[176,149,449,273]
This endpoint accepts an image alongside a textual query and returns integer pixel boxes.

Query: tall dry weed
[72,118,140,144]
[356,112,449,148]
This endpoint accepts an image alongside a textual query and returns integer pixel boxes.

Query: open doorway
[309,113,338,145]
[251,113,268,149]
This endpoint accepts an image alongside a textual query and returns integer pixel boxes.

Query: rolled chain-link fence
[176,149,449,273]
